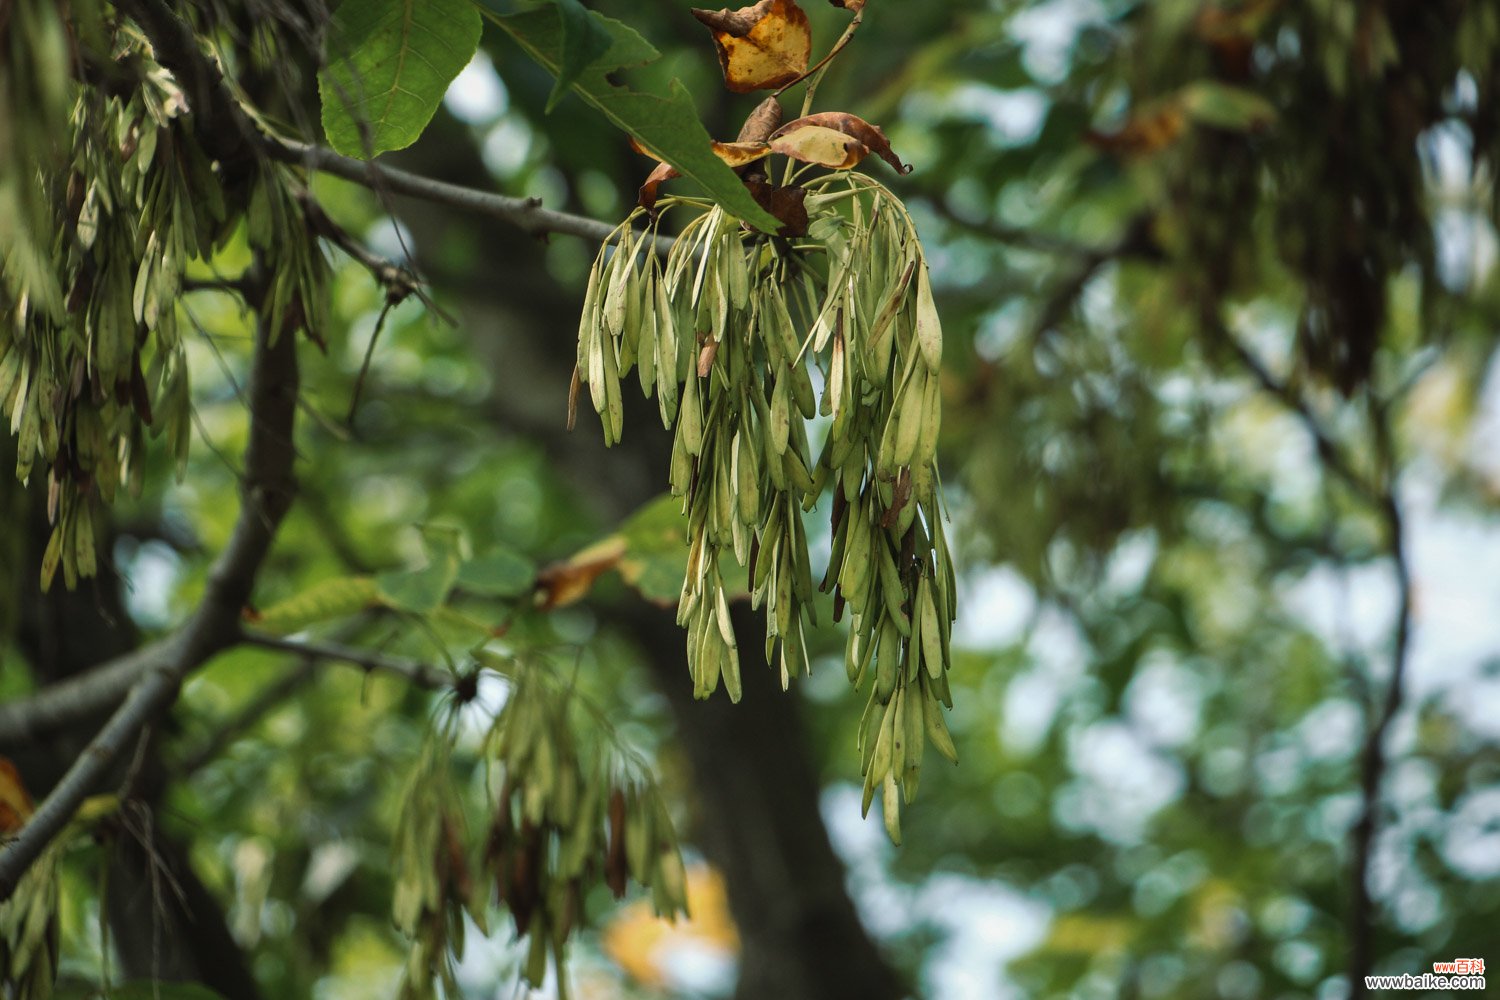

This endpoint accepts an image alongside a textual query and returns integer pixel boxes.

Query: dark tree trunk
[631,604,908,1000]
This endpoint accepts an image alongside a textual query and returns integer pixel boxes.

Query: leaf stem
[779,11,864,185]
[775,10,865,102]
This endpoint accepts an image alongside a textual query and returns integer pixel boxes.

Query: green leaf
[541,0,612,113]
[319,0,483,159]
[253,575,382,634]
[614,494,690,605]
[1178,81,1276,132]
[615,494,748,605]
[376,525,465,613]
[482,4,785,233]
[456,547,537,597]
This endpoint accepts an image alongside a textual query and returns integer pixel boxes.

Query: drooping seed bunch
[576,171,958,839]
[1,31,216,589]
[392,657,686,998]
[0,19,328,593]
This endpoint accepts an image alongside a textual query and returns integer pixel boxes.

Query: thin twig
[175,660,319,777]
[781,11,864,186]
[122,0,670,253]
[1204,310,1380,504]
[346,298,396,428]
[239,632,453,690]
[922,195,1107,258]
[774,9,863,97]
[1207,305,1412,994]
[182,276,251,297]
[270,137,675,254]
[1347,409,1413,997]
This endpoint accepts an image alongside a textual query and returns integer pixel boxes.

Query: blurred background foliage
[7,0,1500,997]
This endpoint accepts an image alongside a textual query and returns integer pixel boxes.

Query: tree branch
[0,640,174,749]
[0,628,456,750]
[1203,310,1380,505]
[1347,418,1413,997]
[239,632,453,690]
[175,660,317,778]
[267,137,673,251]
[0,315,300,901]
[1204,306,1412,994]
[921,194,1113,258]
[173,634,453,776]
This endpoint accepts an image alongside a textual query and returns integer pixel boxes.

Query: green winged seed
[893,367,925,468]
[924,690,959,764]
[918,576,944,679]
[915,264,942,372]
[883,771,902,843]
[769,373,790,455]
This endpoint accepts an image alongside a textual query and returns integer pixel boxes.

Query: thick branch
[0,317,300,900]
[0,640,173,748]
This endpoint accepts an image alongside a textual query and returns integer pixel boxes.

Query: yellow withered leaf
[534,536,627,609]
[770,124,869,169]
[770,111,913,173]
[691,0,812,93]
[711,140,774,168]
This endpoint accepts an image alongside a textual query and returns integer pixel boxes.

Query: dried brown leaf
[691,0,813,93]
[535,536,627,609]
[638,160,682,212]
[745,177,809,237]
[736,96,785,143]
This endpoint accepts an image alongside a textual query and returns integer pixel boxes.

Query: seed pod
[903,677,925,798]
[923,684,959,764]
[788,360,817,419]
[680,373,703,456]
[877,541,910,637]
[603,229,637,337]
[874,615,900,702]
[915,264,942,372]
[769,370,790,455]
[882,771,902,844]
[893,364,926,468]
[918,576,944,679]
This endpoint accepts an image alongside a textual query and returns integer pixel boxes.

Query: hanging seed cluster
[0,21,328,593]
[576,173,958,838]
[391,741,472,1000]
[0,842,60,1000]
[393,659,686,998]
[2,33,211,589]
